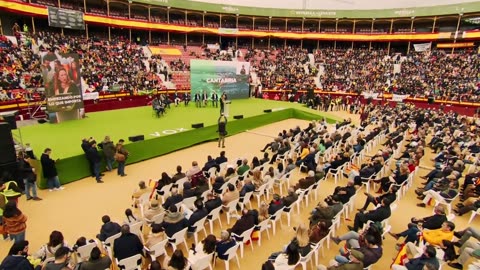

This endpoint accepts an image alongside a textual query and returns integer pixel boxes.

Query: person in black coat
[86,141,103,183]
[81,138,95,177]
[211,92,219,107]
[97,215,121,241]
[17,152,41,201]
[40,148,62,191]
[182,182,198,198]
[268,194,284,215]
[349,198,392,232]
[228,209,255,237]
[215,151,228,165]
[205,192,222,213]
[187,199,208,232]
[113,225,144,261]
[162,188,183,210]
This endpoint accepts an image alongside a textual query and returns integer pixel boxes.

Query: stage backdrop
[190,60,250,99]
[41,52,84,122]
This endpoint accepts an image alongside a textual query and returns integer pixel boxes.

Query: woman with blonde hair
[251,170,265,189]
[258,202,269,222]
[290,223,312,256]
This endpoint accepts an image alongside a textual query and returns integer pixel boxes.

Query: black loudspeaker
[191,123,204,128]
[263,109,272,113]
[0,123,16,164]
[233,115,243,119]
[128,135,144,142]
[428,96,434,104]
[2,115,17,130]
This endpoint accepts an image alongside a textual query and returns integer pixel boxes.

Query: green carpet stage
[18,99,342,187]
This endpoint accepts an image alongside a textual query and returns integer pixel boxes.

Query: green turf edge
[32,108,336,188]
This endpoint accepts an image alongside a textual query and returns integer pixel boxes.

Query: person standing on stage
[194,92,201,107]
[202,90,209,107]
[217,113,228,148]
[115,139,129,177]
[173,91,181,106]
[87,141,103,183]
[212,91,219,108]
[220,92,227,113]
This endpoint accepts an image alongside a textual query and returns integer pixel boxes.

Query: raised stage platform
[17,99,341,187]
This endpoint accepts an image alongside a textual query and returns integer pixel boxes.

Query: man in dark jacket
[348,198,392,232]
[215,151,228,165]
[0,240,37,270]
[17,152,41,201]
[102,136,116,172]
[389,204,447,244]
[294,170,316,190]
[113,225,144,261]
[187,199,208,232]
[162,188,183,210]
[326,179,356,205]
[205,192,222,213]
[228,209,255,236]
[97,215,121,241]
[81,138,94,177]
[282,187,298,207]
[40,148,63,191]
[86,141,103,183]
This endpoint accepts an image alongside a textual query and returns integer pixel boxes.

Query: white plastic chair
[156,183,173,203]
[207,206,223,233]
[254,183,269,206]
[270,207,284,235]
[116,254,142,270]
[76,241,97,262]
[182,196,197,210]
[192,216,208,244]
[240,191,253,210]
[167,227,189,251]
[326,163,346,184]
[207,167,218,179]
[298,245,317,270]
[255,218,271,246]
[225,198,240,225]
[103,232,121,259]
[468,208,480,224]
[145,238,168,262]
[215,243,240,270]
[175,177,189,192]
[231,226,255,258]
[129,221,144,242]
[145,212,165,225]
[190,253,213,270]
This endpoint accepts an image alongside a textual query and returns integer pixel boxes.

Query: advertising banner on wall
[190,60,250,99]
[41,52,84,121]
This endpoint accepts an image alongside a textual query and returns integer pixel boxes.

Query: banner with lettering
[413,42,432,52]
[392,94,409,102]
[190,59,250,99]
[361,92,379,99]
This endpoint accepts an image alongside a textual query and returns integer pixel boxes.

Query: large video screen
[48,7,85,30]
[40,52,84,113]
[190,60,250,99]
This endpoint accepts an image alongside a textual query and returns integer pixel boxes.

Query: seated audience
[113,224,144,261]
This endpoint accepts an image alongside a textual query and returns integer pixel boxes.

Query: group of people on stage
[193,91,227,109]
[152,91,227,113]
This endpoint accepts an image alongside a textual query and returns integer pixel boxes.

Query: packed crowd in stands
[1,102,480,270]
[1,29,480,104]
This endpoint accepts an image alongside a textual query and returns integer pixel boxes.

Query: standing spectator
[17,152,41,201]
[217,113,227,148]
[2,201,27,243]
[40,148,64,191]
[102,136,116,172]
[81,138,94,177]
[86,141,103,183]
[115,139,129,177]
